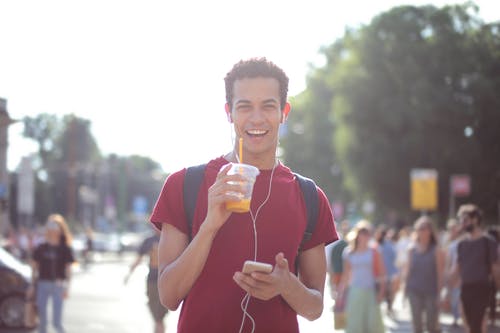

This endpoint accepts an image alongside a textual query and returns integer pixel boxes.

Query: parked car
[0,247,35,329]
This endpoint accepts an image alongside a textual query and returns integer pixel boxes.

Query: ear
[281,102,291,123]
[225,103,232,123]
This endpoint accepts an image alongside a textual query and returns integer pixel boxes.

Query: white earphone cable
[238,162,276,333]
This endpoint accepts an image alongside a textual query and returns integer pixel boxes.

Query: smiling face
[226,77,290,168]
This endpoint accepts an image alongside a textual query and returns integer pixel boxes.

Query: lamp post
[0,98,18,236]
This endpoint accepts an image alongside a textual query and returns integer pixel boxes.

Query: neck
[418,240,430,250]
[357,243,369,251]
[469,228,482,239]
[47,236,59,246]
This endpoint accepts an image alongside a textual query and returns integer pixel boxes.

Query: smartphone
[242,260,273,274]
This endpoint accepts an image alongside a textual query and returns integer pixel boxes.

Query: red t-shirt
[150,156,338,333]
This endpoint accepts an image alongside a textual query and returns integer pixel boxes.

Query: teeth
[247,130,266,135]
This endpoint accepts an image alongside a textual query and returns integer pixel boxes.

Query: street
[11,253,500,333]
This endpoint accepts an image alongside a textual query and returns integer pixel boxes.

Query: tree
[282,73,349,205]
[22,114,167,230]
[23,114,60,169]
[22,114,102,224]
[285,3,500,224]
[104,154,164,231]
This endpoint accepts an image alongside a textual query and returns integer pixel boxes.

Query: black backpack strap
[294,173,319,251]
[183,163,207,241]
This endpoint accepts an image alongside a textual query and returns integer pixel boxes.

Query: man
[150,57,338,332]
[124,229,168,333]
[443,218,464,327]
[454,204,497,333]
[327,220,349,297]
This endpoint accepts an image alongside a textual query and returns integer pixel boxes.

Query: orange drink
[224,163,259,214]
[226,198,251,213]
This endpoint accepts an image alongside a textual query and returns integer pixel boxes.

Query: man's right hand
[204,163,245,232]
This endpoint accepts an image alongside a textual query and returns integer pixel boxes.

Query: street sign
[411,169,438,211]
[133,196,148,215]
[0,184,6,199]
[451,174,471,197]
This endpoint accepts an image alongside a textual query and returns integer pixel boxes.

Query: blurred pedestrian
[454,204,497,333]
[328,220,350,330]
[328,220,350,298]
[486,226,500,325]
[124,228,168,333]
[395,226,411,277]
[403,215,444,333]
[82,226,94,269]
[443,218,464,327]
[338,220,386,333]
[375,224,398,318]
[28,214,75,333]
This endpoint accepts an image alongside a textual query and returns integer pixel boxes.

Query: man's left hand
[233,252,292,301]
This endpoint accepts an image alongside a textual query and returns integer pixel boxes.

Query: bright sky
[1,0,498,174]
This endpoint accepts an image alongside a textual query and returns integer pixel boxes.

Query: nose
[248,108,266,124]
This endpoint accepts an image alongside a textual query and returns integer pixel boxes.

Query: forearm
[127,257,142,275]
[281,273,324,320]
[158,222,218,310]
[437,269,444,291]
[65,265,72,288]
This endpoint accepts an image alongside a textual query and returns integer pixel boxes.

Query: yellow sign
[411,169,438,211]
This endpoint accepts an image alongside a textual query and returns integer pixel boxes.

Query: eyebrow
[262,98,279,105]
[234,99,252,106]
[234,98,279,106]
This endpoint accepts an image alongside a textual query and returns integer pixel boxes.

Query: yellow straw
[238,137,243,163]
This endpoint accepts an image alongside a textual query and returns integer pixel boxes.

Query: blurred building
[0,98,17,236]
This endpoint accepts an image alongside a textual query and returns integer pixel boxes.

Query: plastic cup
[225,163,260,213]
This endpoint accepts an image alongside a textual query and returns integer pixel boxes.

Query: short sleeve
[300,186,339,251]
[65,246,75,264]
[342,246,351,262]
[150,169,189,235]
[32,245,41,263]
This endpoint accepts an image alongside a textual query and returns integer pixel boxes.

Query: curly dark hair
[224,57,289,110]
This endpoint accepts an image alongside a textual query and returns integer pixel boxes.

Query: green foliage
[284,2,500,224]
[22,114,61,168]
[21,114,166,229]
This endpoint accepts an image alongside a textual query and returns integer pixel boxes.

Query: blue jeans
[450,287,461,322]
[407,291,439,333]
[36,280,65,333]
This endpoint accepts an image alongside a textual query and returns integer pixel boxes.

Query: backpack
[183,163,319,252]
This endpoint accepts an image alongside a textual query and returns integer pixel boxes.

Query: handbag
[372,246,384,292]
